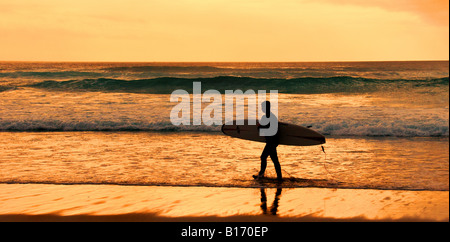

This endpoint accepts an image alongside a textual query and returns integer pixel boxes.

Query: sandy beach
[0,184,447,222]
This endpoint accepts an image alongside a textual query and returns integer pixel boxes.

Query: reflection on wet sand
[260,188,282,216]
[0,184,448,222]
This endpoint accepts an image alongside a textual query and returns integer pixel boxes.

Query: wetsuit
[258,114,282,180]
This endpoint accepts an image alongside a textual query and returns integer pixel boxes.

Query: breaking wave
[25,76,449,94]
[0,119,448,137]
[0,86,15,92]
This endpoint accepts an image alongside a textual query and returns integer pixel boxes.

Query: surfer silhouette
[255,101,282,181]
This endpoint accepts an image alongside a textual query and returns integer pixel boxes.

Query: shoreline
[0,181,448,192]
[0,184,448,222]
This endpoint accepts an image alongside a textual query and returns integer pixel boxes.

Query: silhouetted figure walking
[255,101,282,181]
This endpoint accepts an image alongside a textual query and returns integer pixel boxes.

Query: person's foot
[253,174,264,180]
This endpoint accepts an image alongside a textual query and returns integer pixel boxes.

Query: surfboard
[221,119,326,146]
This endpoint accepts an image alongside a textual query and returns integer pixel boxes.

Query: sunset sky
[0,0,448,62]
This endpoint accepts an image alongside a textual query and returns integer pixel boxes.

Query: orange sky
[0,0,448,62]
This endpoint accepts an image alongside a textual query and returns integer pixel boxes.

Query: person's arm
[257,118,270,130]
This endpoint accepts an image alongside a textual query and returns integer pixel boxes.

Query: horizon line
[0,59,449,63]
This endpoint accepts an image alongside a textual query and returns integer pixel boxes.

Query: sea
[0,61,448,191]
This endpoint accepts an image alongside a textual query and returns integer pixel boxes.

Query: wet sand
[0,184,447,222]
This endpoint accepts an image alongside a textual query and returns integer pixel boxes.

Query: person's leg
[269,146,282,180]
[259,144,270,177]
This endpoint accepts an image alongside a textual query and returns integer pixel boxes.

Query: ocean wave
[101,65,225,72]
[0,120,218,132]
[0,119,447,137]
[25,76,449,94]
[316,121,449,137]
[0,86,15,92]
[0,71,106,79]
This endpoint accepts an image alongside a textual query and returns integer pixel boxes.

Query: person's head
[261,101,271,114]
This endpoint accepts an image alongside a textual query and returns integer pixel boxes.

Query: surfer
[255,101,282,181]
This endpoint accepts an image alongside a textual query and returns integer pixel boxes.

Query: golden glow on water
[0,132,448,191]
[0,61,448,221]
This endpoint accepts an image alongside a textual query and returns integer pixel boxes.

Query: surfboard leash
[321,145,335,180]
